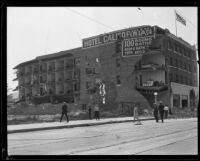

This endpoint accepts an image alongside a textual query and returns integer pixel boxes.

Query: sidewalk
[8,116,154,134]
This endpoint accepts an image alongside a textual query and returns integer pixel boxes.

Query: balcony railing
[65,78,73,82]
[135,63,166,71]
[56,79,64,84]
[40,69,47,73]
[135,84,168,93]
[65,65,73,70]
[56,67,64,72]
[65,90,73,95]
[48,67,55,73]
[25,82,32,87]
[48,80,55,85]
[33,69,39,74]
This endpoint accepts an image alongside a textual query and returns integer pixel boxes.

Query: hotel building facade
[13,25,199,109]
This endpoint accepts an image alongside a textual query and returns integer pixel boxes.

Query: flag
[175,12,186,26]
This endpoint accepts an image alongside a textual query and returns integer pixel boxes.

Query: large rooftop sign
[122,34,154,57]
[82,26,155,56]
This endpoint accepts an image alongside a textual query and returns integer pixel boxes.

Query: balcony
[48,80,55,85]
[56,67,64,72]
[56,78,64,84]
[135,82,168,93]
[40,69,47,73]
[19,72,25,77]
[85,68,96,75]
[48,67,55,73]
[33,69,39,74]
[25,82,32,87]
[65,90,73,95]
[65,65,73,70]
[135,63,166,71]
[65,78,73,82]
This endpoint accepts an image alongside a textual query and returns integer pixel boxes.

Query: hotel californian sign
[82,25,155,57]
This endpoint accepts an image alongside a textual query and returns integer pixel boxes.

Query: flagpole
[174,10,178,37]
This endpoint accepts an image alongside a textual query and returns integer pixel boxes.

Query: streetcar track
[134,135,198,155]
[8,120,197,153]
[68,127,197,154]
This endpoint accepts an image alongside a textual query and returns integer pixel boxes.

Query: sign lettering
[82,26,154,49]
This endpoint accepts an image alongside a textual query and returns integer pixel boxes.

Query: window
[74,80,80,91]
[189,78,192,86]
[184,63,187,70]
[175,59,178,67]
[116,58,120,67]
[40,65,43,72]
[74,68,80,79]
[177,44,179,53]
[170,57,173,66]
[183,48,186,56]
[181,75,183,84]
[179,45,182,54]
[168,40,172,50]
[185,76,188,85]
[193,65,197,73]
[116,75,121,85]
[86,81,92,89]
[75,57,80,66]
[188,64,191,72]
[85,68,95,75]
[175,74,179,83]
[40,76,43,82]
[187,51,191,58]
[180,60,183,68]
[174,43,177,52]
[82,104,87,111]
[169,73,173,82]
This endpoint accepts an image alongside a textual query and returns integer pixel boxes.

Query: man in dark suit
[60,102,69,122]
[153,103,159,123]
[158,101,165,123]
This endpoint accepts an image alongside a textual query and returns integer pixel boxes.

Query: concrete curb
[8,118,155,134]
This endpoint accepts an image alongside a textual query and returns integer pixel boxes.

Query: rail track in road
[8,119,197,155]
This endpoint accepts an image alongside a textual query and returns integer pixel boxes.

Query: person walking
[158,101,165,123]
[60,102,69,122]
[94,104,100,120]
[164,104,169,119]
[153,103,159,122]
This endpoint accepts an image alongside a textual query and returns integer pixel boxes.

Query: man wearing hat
[60,101,69,122]
[158,101,165,123]
[153,103,159,122]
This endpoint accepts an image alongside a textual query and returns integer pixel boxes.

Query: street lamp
[154,92,158,104]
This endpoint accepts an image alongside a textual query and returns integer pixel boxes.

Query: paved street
[8,118,197,155]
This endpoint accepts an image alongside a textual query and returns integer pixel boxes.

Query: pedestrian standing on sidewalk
[60,102,69,123]
[88,104,92,120]
[153,103,159,122]
[158,101,165,123]
[164,104,169,119]
[133,103,139,121]
[94,103,100,120]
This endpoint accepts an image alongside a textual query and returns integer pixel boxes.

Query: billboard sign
[82,25,154,49]
[122,36,154,57]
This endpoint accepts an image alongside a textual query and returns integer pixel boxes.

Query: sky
[7,7,198,94]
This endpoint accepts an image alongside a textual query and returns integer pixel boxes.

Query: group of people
[60,101,171,123]
[60,102,101,122]
[88,103,100,120]
[153,101,170,123]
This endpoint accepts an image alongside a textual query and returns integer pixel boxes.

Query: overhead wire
[63,8,115,31]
